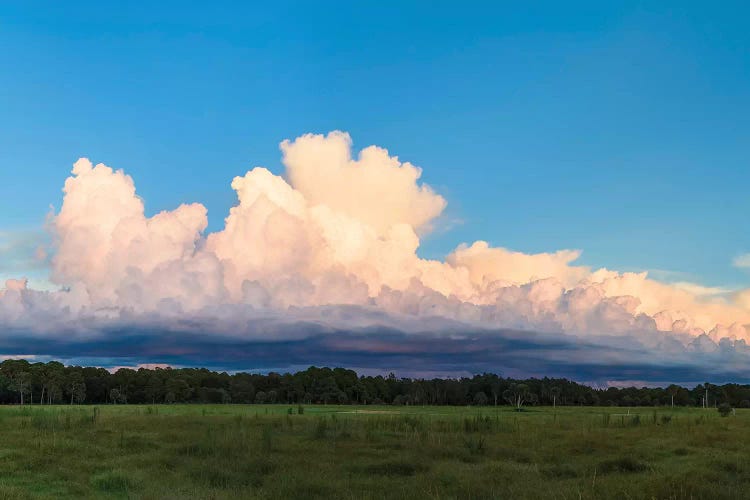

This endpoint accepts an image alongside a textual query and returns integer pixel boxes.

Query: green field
[0,404,745,499]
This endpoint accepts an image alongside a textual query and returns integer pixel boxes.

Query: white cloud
[1,130,750,358]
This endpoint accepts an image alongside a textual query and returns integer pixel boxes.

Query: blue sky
[2,0,749,290]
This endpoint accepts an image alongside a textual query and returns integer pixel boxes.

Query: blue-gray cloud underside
[3,322,749,384]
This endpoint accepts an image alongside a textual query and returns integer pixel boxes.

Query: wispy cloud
[0,229,49,274]
[733,253,750,269]
[671,282,734,298]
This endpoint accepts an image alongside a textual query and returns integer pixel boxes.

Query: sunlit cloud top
[1,132,750,381]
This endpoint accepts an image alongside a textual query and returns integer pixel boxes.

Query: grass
[0,404,743,498]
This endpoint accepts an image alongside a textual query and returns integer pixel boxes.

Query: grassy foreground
[0,404,745,499]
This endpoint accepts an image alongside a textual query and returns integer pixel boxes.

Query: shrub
[718,403,732,417]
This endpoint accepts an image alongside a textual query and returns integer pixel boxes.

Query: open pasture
[0,404,745,499]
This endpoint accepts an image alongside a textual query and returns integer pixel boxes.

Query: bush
[718,403,733,417]
[463,435,486,455]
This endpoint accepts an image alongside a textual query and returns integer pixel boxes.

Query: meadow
[0,404,745,499]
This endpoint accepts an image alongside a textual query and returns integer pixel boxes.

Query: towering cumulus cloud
[1,131,750,380]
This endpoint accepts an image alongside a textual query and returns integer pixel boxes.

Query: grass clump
[90,470,140,493]
[541,464,579,479]
[597,457,649,474]
[361,460,428,476]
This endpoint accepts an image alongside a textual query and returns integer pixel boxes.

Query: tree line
[0,359,748,408]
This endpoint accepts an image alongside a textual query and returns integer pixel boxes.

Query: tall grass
[0,404,741,498]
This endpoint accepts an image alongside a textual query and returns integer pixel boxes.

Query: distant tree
[7,359,750,410]
[66,370,85,404]
[267,390,278,404]
[489,378,501,406]
[353,381,369,404]
[392,394,410,406]
[229,374,255,403]
[29,362,46,405]
[255,391,267,404]
[44,362,65,404]
[473,391,488,406]
[310,376,342,404]
[550,387,561,408]
[8,371,30,405]
[164,378,191,403]
[71,382,86,404]
[697,383,717,409]
[144,375,164,404]
[109,388,126,404]
[527,392,540,406]
[503,383,531,410]
[337,391,348,404]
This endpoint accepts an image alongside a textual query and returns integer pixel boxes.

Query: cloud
[1,130,750,381]
[0,229,50,276]
[446,242,588,290]
[670,282,732,298]
[282,131,447,236]
[0,314,744,384]
[52,158,218,312]
[734,253,750,269]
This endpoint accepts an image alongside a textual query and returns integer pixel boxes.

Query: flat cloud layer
[2,131,750,381]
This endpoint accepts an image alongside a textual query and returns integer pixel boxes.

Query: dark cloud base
[2,322,750,385]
